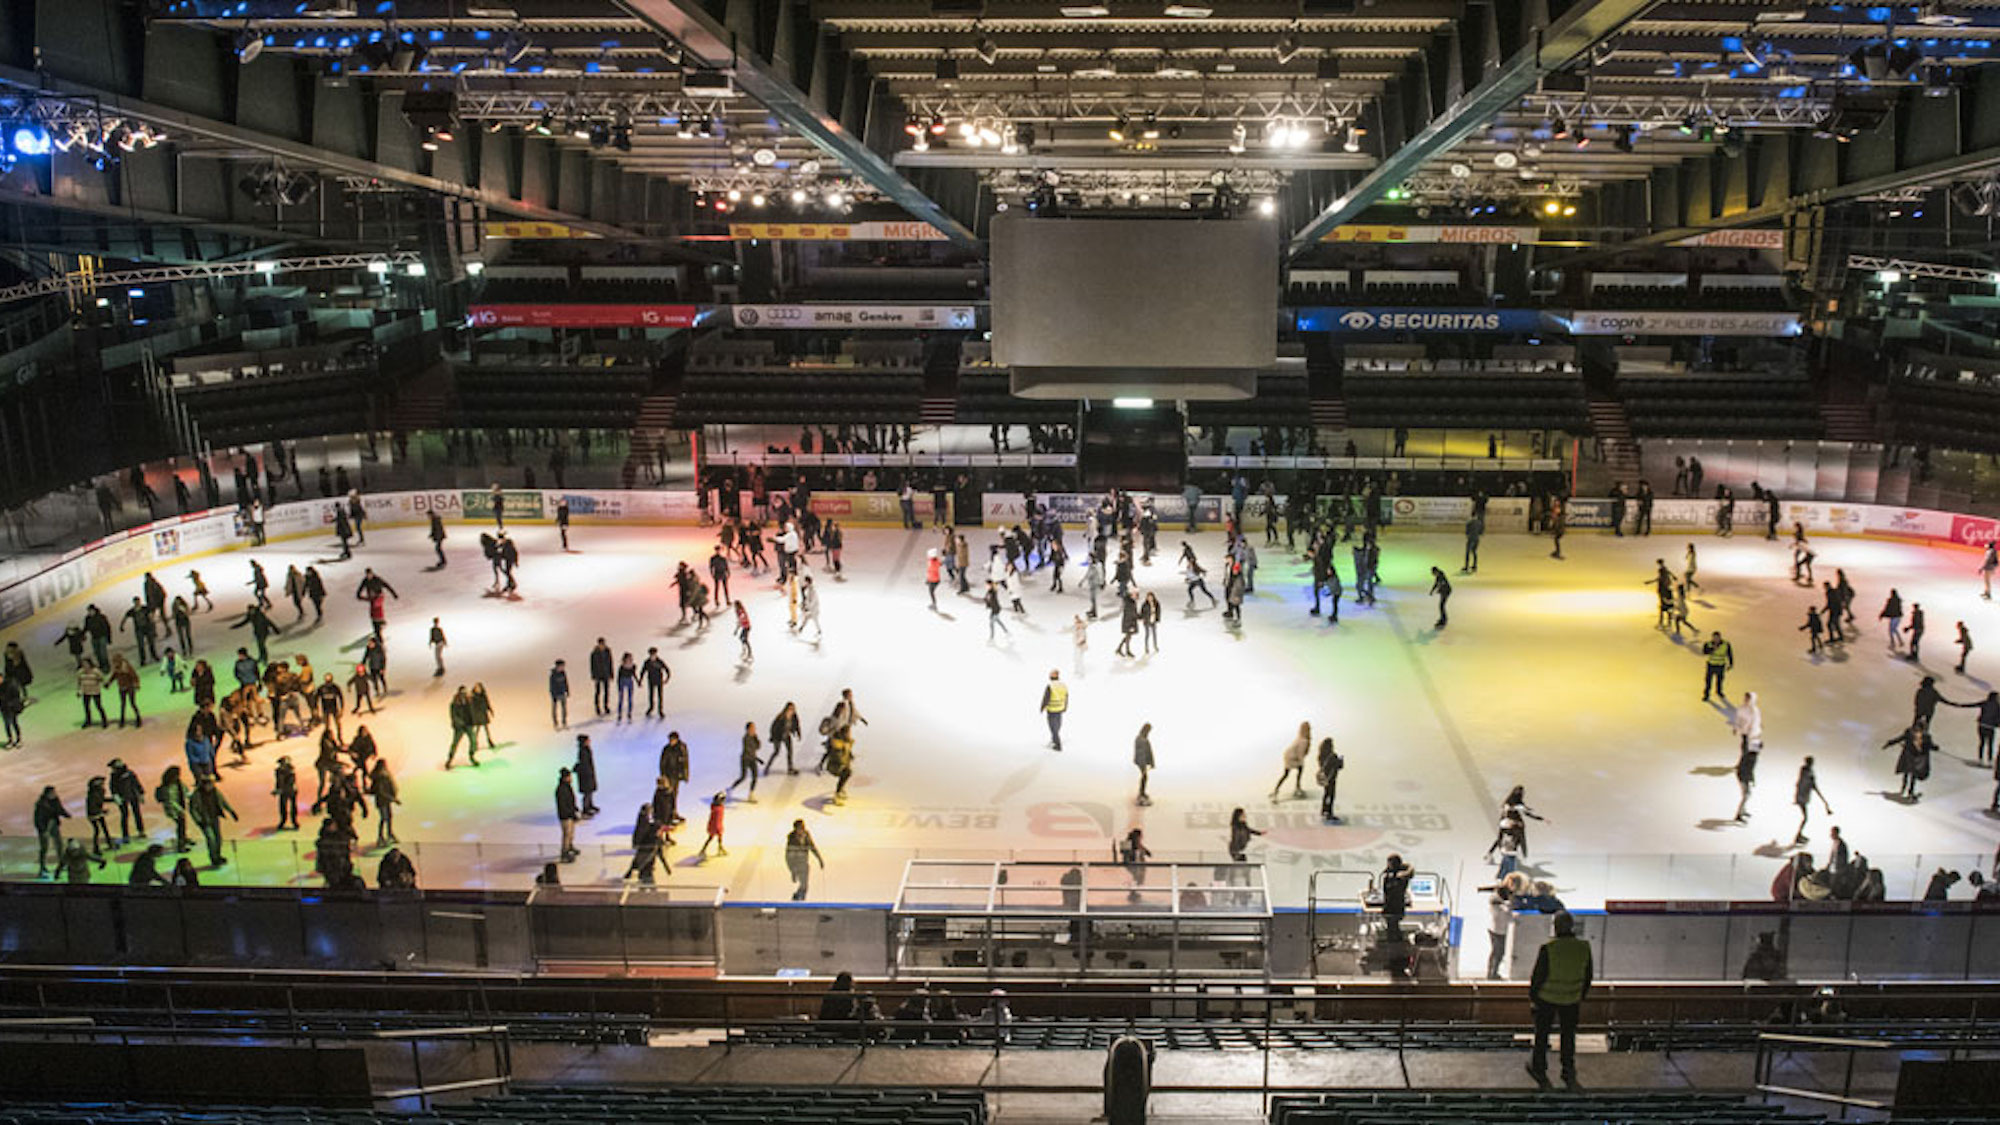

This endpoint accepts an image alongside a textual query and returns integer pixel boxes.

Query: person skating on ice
[765,702,802,775]
[1180,544,1218,609]
[1880,589,1905,652]
[1648,560,1674,629]
[1701,631,1734,703]
[1040,669,1069,751]
[1115,592,1139,657]
[1317,737,1344,822]
[1133,723,1154,806]
[985,581,1010,641]
[733,600,753,664]
[799,575,823,641]
[1982,541,1999,599]
[574,734,600,818]
[786,820,825,901]
[1684,543,1701,592]
[729,722,762,803]
[1912,675,1973,730]
[1430,567,1452,629]
[1792,756,1832,845]
[1227,807,1264,862]
[1463,513,1483,573]
[1801,607,1825,654]
[548,659,570,729]
[641,647,670,717]
[1271,721,1311,801]
[1976,691,2000,769]
[428,510,447,568]
[1884,719,1935,801]
[1957,621,1975,675]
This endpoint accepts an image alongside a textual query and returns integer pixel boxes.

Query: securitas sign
[1294,307,1558,334]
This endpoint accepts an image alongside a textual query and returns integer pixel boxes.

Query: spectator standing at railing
[1524,911,1592,1091]
[347,490,367,547]
[173,473,192,515]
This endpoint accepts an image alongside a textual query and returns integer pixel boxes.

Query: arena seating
[0,1089,987,1125]
[735,1017,1518,1051]
[451,361,652,430]
[679,340,926,426]
[1268,1092,1823,1125]
[1186,376,1311,429]
[954,343,1074,424]
[1884,370,2000,453]
[174,368,377,444]
[1342,371,1588,432]
[1357,281,1477,306]
[1584,284,1691,309]
[1618,374,1822,438]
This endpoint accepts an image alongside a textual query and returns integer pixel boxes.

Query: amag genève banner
[730,305,977,330]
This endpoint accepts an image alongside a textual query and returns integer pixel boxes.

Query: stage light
[1228,122,1246,154]
[791,188,808,204]
[1256,196,1275,216]
[750,192,766,207]
[1548,114,1570,140]
[534,112,555,136]
[420,135,440,151]
[1109,115,1129,142]
[910,133,929,152]
[464,260,485,276]
[1141,112,1161,141]
[825,191,845,208]
[236,28,265,64]
[1342,125,1362,153]
[1562,204,1576,216]
[905,115,926,137]
[975,34,999,65]
[405,262,427,277]
[1542,200,1561,215]
[571,121,591,140]
[1877,269,1903,283]
[367,261,391,275]
[1385,186,1407,201]
[612,124,632,151]
[1112,397,1154,409]
[7,121,51,157]
[1616,124,1641,153]
[1275,32,1302,64]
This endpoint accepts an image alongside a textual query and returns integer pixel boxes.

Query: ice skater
[1271,721,1311,801]
[1880,589,1904,652]
[1181,545,1217,608]
[1793,756,1832,845]
[729,722,761,803]
[1884,720,1934,801]
[1040,669,1068,751]
[1227,808,1264,861]
[984,582,1010,641]
[1909,603,1927,662]
[428,618,447,677]
[1133,723,1154,806]
[1684,543,1701,592]
[1429,567,1452,629]
[733,600,753,664]
[1317,737,1344,823]
[799,576,822,641]
[764,702,801,775]
[1957,621,1974,675]
[1701,631,1734,703]
[1733,731,1758,822]
[1800,607,1825,653]
[1982,542,1998,600]
[696,792,728,860]
[1463,513,1482,573]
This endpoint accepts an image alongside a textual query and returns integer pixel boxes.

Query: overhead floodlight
[1877,269,1903,283]
[465,260,485,275]
[7,121,51,157]
[236,28,265,64]
[405,262,427,277]
[974,34,999,65]
[1492,150,1519,170]
[367,261,391,275]
[790,188,808,204]
[1274,32,1302,65]
[1342,125,1362,153]
[1108,115,1129,142]
[1164,4,1213,16]
[1112,397,1154,409]
[255,261,278,273]
[825,191,845,208]
[750,192,766,207]
[1256,197,1275,216]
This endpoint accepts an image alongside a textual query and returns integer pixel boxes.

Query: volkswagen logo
[737,308,760,325]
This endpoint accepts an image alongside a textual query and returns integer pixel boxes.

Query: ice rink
[3,510,1997,915]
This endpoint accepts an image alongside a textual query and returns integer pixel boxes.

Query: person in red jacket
[925,549,942,610]
[696,792,728,861]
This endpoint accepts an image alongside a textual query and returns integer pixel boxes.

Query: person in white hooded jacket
[1731,691,1762,821]
[1271,721,1311,801]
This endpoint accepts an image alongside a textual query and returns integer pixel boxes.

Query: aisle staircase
[384,361,454,432]
[1820,402,1878,444]
[920,396,957,425]
[1586,396,1642,479]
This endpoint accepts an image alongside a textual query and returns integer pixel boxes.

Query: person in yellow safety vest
[1702,631,1734,703]
[1040,669,1069,752]
[1526,910,1594,1091]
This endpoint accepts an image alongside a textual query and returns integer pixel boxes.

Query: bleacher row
[176,373,374,445]
[451,365,650,430]
[1343,374,1589,432]
[1187,377,1312,428]
[0,1090,985,1125]
[1619,376,1821,439]
[955,372,1075,425]
[677,372,924,425]
[1269,1092,1818,1125]
[1285,282,1478,306]
[1886,375,2000,453]
[1586,286,1790,311]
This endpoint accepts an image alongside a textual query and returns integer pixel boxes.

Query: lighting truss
[1397,173,1585,201]
[0,252,424,308]
[451,92,737,127]
[1847,256,1999,284]
[683,174,881,201]
[1513,93,1834,129]
[983,168,1289,201]
[903,91,1372,126]
[0,94,171,156]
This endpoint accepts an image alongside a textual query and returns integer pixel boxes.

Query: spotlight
[7,121,51,157]
[588,121,612,147]
[236,28,265,64]
[1342,125,1362,153]
[1257,196,1275,216]
[1547,114,1570,140]
[1275,31,1302,65]
[1228,122,1247,154]
[1141,112,1161,141]
[975,34,999,65]
[1562,204,1577,217]
[1615,123,1640,152]
[929,114,947,136]
[791,188,808,204]
[905,115,926,136]
[534,112,555,136]
[1542,200,1561,215]
[750,192,766,207]
[727,188,742,202]
[825,191,845,208]
[1109,115,1129,142]
[612,124,632,151]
